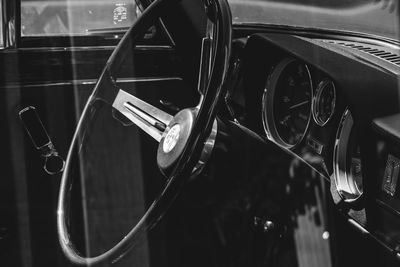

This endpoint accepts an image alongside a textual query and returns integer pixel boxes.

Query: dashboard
[225,30,400,258]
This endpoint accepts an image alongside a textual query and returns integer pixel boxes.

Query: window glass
[21,0,139,36]
[229,0,399,41]
[0,3,3,47]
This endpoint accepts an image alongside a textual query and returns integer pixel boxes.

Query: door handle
[19,106,65,175]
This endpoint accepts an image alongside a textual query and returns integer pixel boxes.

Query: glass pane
[229,0,400,41]
[21,0,139,36]
[0,2,3,47]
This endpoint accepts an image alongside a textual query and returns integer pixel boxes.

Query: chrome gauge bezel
[312,80,336,126]
[333,109,363,202]
[262,58,313,149]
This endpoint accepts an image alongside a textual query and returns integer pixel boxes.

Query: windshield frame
[3,0,400,49]
[229,0,400,46]
[233,22,400,47]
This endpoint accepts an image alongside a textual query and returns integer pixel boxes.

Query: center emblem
[163,124,181,153]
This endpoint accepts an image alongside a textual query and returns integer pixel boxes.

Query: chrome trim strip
[347,214,399,254]
[197,37,212,95]
[4,45,174,53]
[131,45,174,51]
[112,89,172,142]
[0,77,182,89]
[348,218,369,235]
[158,18,176,47]
[376,199,400,218]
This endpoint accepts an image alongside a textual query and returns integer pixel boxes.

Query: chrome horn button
[163,124,181,153]
[157,108,217,175]
[157,108,197,172]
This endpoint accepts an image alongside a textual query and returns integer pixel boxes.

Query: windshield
[228,0,400,42]
[20,0,399,42]
[21,0,139,36]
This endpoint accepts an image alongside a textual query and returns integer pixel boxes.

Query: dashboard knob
[254,216,276,233]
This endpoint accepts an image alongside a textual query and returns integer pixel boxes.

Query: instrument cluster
[226,32,400,254]
[226,45,365,203]
[262,57,337,152]
[259,57,363,202]
[262,57,313,149]
[223,33,387,206]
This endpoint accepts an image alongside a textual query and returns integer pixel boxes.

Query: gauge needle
[289,100,309,110]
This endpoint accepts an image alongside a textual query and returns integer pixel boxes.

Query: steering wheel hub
[163,124,181,153]
[157,108,197,172]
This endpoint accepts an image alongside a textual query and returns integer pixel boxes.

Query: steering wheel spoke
[196,15,216,97]
[112,89,173,142]
[197,36,212,97]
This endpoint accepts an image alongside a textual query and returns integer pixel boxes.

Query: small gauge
[312,80,336,126]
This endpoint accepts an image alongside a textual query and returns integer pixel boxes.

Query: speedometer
[262,58,313,149]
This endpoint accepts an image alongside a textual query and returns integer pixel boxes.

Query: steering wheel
[57,0,232,265]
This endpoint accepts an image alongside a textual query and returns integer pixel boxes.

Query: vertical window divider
[1,0,20,49]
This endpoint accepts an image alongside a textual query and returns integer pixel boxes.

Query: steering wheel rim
[57,0,232,265]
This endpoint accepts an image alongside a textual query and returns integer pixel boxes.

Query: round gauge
[312,80,336,126]
[333,109,363,202]
[262,58,313,149]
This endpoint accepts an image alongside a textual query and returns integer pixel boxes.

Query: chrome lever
[112,89,173,142]
[123,102,167,132]
[19,106,65,175]
[197,37,212,96]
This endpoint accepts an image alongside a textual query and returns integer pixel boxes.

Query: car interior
[1,0,400,266]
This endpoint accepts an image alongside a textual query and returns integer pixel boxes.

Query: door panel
[1,32,191,266]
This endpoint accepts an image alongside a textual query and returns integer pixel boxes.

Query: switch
[382,154,400,196]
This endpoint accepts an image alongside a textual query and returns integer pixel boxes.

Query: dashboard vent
[323,40,400,67]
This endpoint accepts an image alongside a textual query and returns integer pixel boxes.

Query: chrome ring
[333,109,363,202]
[311,80,336,127]
[262,58,313,149]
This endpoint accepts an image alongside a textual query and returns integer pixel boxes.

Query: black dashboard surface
[226,30,400,259]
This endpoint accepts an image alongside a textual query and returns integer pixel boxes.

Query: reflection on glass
[64,93,169,266]
[350,146,363,196]
[0,1,3,47]
[21,0,138,36]
[229,0,399,41]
